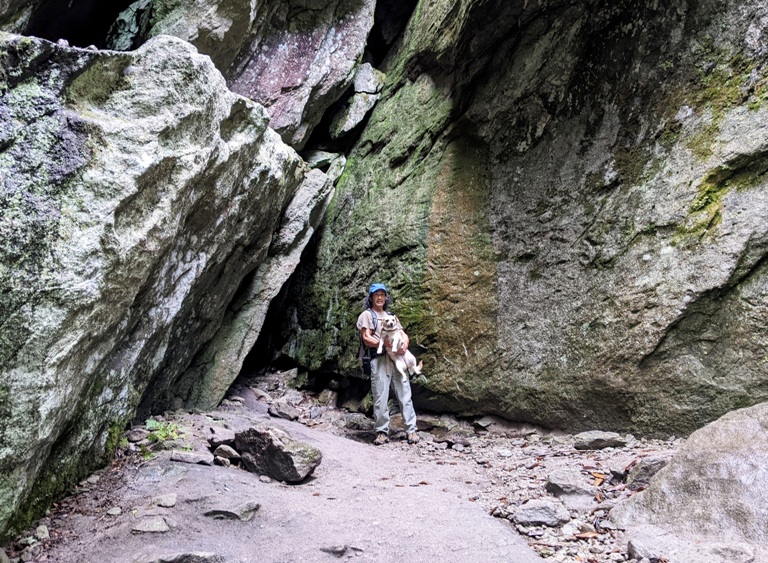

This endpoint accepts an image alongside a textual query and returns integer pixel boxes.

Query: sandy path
[33,407,543,563]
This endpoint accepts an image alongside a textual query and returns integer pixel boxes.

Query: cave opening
[232,231,373,411]
[24,0,135,48]
[367,0,418,67]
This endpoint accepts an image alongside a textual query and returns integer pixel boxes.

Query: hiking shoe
[407,432,420,444]
[373,432,389,446]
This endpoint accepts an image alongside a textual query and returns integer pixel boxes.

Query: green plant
[145,418,183,443]
[139,445,155,461]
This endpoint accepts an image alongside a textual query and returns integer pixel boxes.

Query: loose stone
[153,493,178,508]
[171,451,214,465]
[132,516,170,534]
[513,499,571,527]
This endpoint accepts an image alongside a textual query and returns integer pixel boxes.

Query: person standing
[357,283,420,445]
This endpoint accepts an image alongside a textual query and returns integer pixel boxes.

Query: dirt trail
[14,403,544,563]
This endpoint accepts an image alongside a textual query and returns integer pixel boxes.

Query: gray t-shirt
[356,309,402,343]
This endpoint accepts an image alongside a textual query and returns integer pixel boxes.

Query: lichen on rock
[0,32,317,540]
[284,0,768,437]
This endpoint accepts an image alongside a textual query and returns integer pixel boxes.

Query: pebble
[11,375,681,563]
[34,526,49,541]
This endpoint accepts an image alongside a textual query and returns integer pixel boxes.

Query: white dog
[377,316,423,382]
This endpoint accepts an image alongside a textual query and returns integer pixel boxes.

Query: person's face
[372,290,387,308]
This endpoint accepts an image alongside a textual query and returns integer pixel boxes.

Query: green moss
[64,55,128,108]
[681,53,763,159]
[674,156,768,245]
[687,119,720,160]
[104,419,128,461]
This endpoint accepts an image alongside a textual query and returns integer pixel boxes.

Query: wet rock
[344,412,374,431]
[573,431,629,450]
[235,424,322,483]
[170,451,214,466]
[513,499,571,527]
[204,501,260,522]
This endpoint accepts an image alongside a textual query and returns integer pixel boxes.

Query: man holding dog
[357,283,420,446]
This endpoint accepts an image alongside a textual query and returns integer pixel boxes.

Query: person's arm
[396,330,409,355]
[361,327,379,348]
[393,315,409,355]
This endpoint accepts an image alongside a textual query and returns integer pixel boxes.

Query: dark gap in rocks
[300,83,376,157]
[367,0,418,67]
[240,231,327,378]
[234,229,372,410]
[300,1,417,158]
[24,0,135,48]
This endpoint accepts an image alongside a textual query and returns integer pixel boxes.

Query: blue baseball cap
[369,283,388,295]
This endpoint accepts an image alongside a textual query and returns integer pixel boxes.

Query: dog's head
[382,316,398,331]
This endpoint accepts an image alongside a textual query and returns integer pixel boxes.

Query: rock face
[283,0,768,436]
[611,402,768,562]
[105,0,377,149]
[0,32,328,539]
[0,0,39,32]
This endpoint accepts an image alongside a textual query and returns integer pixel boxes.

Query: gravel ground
[2,373,680,563]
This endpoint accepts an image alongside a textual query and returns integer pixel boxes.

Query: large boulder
[0,32,325,540]
[611,402,768,562]
[105,0,377,149]
[282,0,768,436]
[234,424,322,483]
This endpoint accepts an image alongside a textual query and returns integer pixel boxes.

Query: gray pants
[371,355,418,434]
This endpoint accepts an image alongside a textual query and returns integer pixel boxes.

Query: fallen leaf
[592,476,605,486]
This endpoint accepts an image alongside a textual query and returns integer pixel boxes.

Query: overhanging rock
[0,32,320,539]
